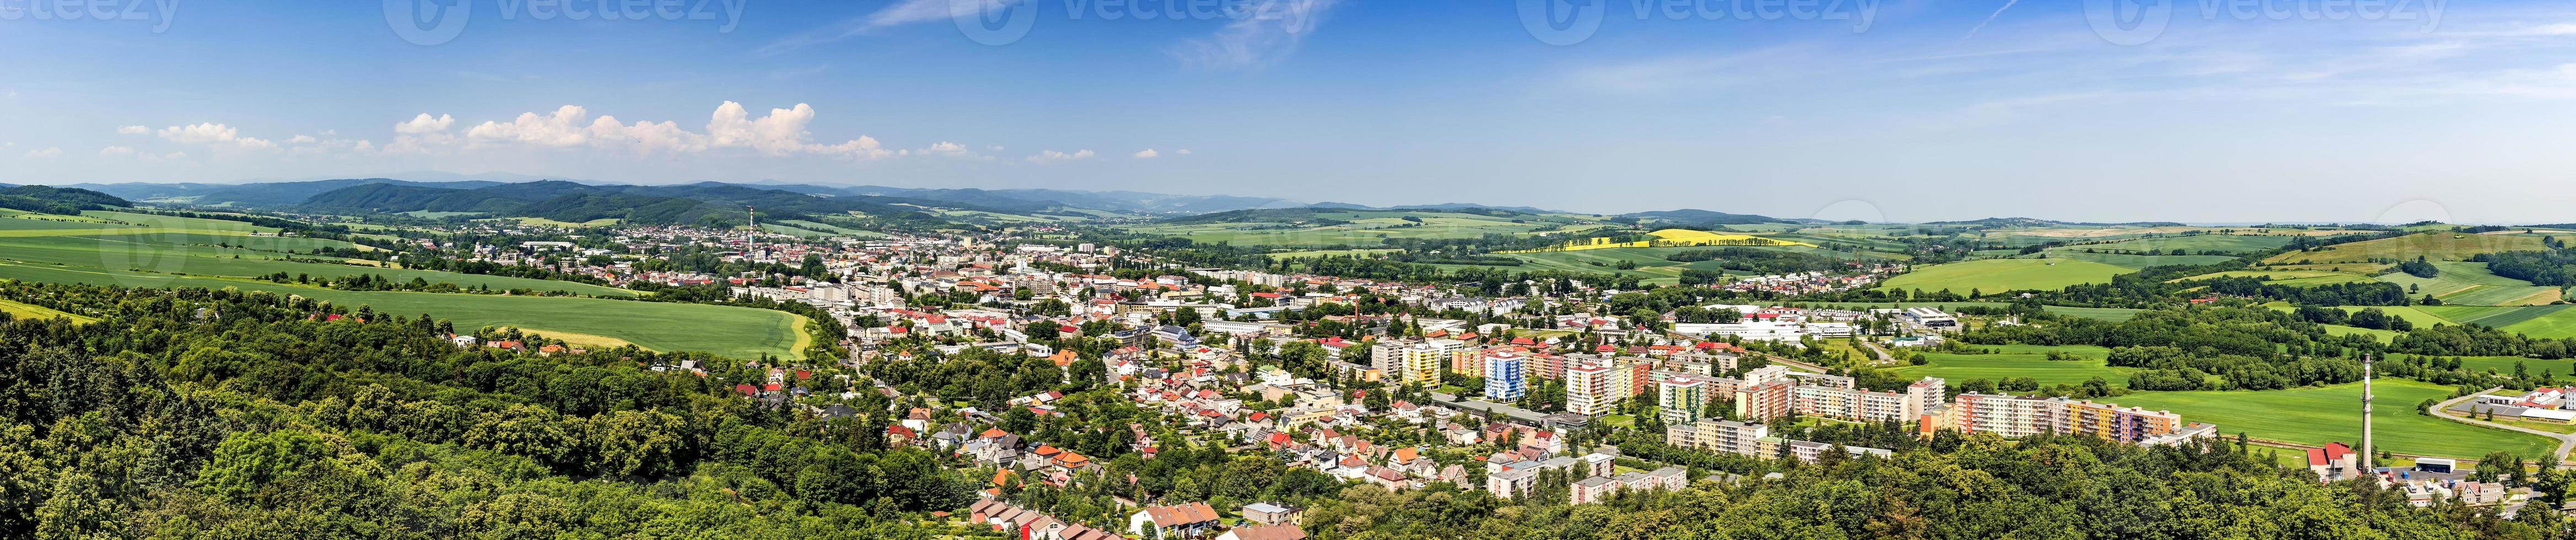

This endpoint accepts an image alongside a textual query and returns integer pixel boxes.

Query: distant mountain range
[44,176,1810,228]
[295,180,975,226]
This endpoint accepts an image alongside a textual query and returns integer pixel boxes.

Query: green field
[0,211,797,358]
[0,298,98,324]
[1122,210,1601,247]
[0,231,633,297]
[2419,305,2576,334]
[2180,271,2376,287]
[2031,251,2240,269]
[2104,378,2556,459]
[2273,305,2458,330]
[2377,262,2562,306]
[1878,258,2132,294]
[1884,344,2125,386]
[0,261,804,359]
[2044,306,2144,322]
[2062,234,2298,255]
[2266,231,2557,264]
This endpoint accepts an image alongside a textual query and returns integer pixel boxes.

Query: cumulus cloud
[117,125,149,135]
[1027,149,1096,163]
[156,123,275,149]
[290,134,318,144]
[395,114,456,134]
[1133,149,1160,159]
[436,101,903,159]
[99,146,135,156]
[25,147,62,158]
[925,141,971,156]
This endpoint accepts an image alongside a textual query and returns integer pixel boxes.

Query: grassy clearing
[2032,251,2240,269]
[2104,378,2557,459]
[2375,262,2561,306]
[1878,258,2132,294]
[0,298,98,324]
[2264,232,2555,264]
[2176,270,2376,287]
[0,261,801,359]
[1883,344,2124,386]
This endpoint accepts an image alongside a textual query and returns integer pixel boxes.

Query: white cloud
[156,123,276,149]
[432,102,901,159]
[25,147,62,158]
[395,114,456,134]
[1027,149,1096,163]
[925,141,972,156]
[1133,149,1160,159]
[759,0,1014,53]
[160,152,186,160]
[117,125,149,135]
[99,146,135,156]
[1169,0,1345,69]
[290,134,318,144]
[1176,149,1192,154]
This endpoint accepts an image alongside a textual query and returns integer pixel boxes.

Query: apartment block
[1484,352,1528,402]
[1657,376,1710,425]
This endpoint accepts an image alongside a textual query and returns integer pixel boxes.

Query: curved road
[2431,388,2576,463]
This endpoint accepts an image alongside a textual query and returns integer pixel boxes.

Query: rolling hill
[298,181,966,226]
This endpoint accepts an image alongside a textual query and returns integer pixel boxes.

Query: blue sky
[4,0,2576,222]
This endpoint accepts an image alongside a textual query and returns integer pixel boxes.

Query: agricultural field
[2058,234,2300,255]
[2176,270,2376,287]
[1884,344,2125,386]
[1499,229,1813,253]
[2375,262,2563,306]
[1122,210,1593,247]
[1270,249,1402,259]
[0,298,98,324]
[2417,305,2576,338]
[776,219,887,238]
[2263,231,2556,264]
[0,260,804,359]
[1877,258,2132,294]
[2104,378,2558,459]
[2031,251,2240,269]
[2044,306,2144,322]
[0,231,633,296]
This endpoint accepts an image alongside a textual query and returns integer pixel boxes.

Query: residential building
[1658,376,1709,425]
[1485,352,1528,402]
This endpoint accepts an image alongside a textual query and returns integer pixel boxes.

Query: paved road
[2431,388,2576,463]
[1856,341,1894,364]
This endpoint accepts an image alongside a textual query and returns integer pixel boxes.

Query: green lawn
[1879,258,2133,294]
[2378,262,2561,306]
[2266,232,2558,264]
[0,260,803,359]
[1883,345,2125,386]
[2103,379,2557,459]
[2033,251,2240,269]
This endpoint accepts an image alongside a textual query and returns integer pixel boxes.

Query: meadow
[2032,251,2240,269]
[2374,262,2563,306]
[2264,232,2555,264]
[2177,270,2376,287]
[1123,210,1588,247]
[0,298,98,324]
[2104,378,2557,459]
[1883,344,2125,386]
[0,211,799,358]
[2064,234,2299,255]
[0,260,805,359]
[1877,258,2132,294]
